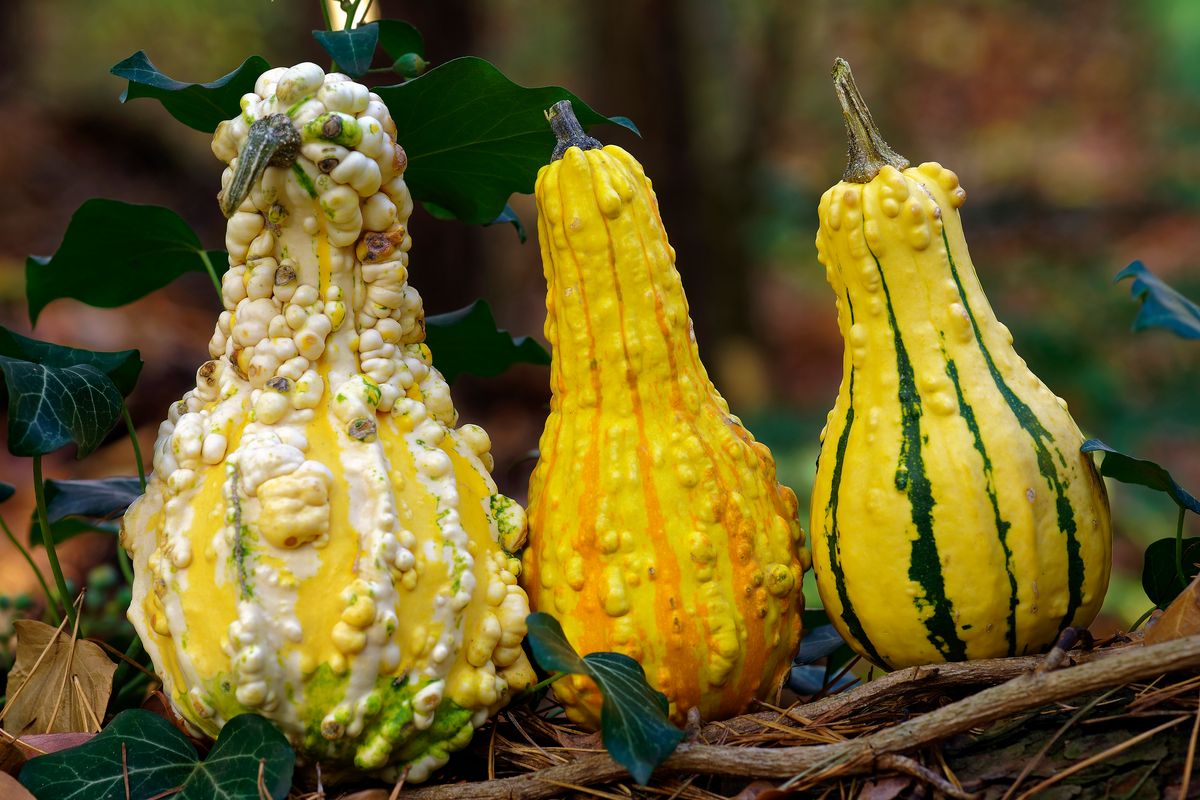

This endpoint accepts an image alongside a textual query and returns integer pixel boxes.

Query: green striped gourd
[809,59,1112,668]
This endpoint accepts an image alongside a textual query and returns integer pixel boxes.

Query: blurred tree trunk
[582,0,800,400]
[386,0,487,314]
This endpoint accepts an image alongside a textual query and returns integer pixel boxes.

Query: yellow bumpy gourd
[121,63,533,782]
[522,102,810,727]
[810,60,1111,668]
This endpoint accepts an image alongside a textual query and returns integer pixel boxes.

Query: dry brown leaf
[334,791,389,800]
[731,780,796,799]
[857,776,913,800]
[1,620,116,736]
[0,731,96,776]
[0,770,36,799]
[1145,574,1200,645]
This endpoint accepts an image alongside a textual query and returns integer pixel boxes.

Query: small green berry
[393,53,427,79]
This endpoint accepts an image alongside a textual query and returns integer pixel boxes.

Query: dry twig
[399,636,1200,800]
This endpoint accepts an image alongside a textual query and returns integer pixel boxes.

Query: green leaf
[1082,440,1200,513]
[19,709,293,800]
[0,327,142,397]
[376,19,424,59]
[111,51,270,133]
[313,25,380,78]
[1116,260,1200,339]
[0,482,13,503]
[1142,537,1200,607]
[0,328,142,457]
[377,57,638,224]
[26,199,227,324]
[488,204,527,242]
[425,300,549,384]
[30,518,120,548]
[525,612,683,785]
[41,477,142,523]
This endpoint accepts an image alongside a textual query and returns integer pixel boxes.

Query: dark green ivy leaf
[111,51,270,133]
[0,482,14,504]
[30,518,120,548]
[1116,260,1200,340]
[313,24,380,78]
[1082,439,1200,513]
[376,19,424,60]
[41,477,142,523]
[26,199,228,324]
[488,204,527,242]
[19,709,293,800]
[1142,537,1200,608]
[377,57,638,224]
[425,300,549,384]
[0,328,142,458]
[525,612,683,785]
[0,327,142,396]
[28,476,140,547]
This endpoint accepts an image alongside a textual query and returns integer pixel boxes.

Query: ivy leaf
[26,477,139,548]
[0,329,142,458]
[376,19,424,60]
[1116,261,1200,340]
[0,482,14,504]
[111,51,269,133]
[1082,440,1200,513]
[525,612,683,785]
[377,57,638,224]
[41,477,142,524]
[795,623,846,665]
[0,327,141,397]
[19,710,293,800]
[29,518,120,549]
[313,24,380,79]
[425,300,549,384]
[488,204,527,242]
[26,199,227,325]
[1142,537,1200,608]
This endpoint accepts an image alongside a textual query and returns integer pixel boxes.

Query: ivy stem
[110,636,144,697]
[198,250,222,301]
[1130,604,1157,631]
[1175,506,1188,587]
[122,405,146,492]
[343,0,364,30]
[831,58,909,184]
[0,514,59,624]
[33,456,76,628]
[320,0,333,32]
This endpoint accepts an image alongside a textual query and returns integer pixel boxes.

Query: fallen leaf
[335,791,390,800]
[731,781,790,800]
[0,771,35,799]
[1,620,116,736]
[857,776,913,800]
[1144,573,1200,644]
[1,732,96,775]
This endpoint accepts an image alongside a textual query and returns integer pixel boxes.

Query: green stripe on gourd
[808,58,1110,670]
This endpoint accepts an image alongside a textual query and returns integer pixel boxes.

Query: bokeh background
[1,0,1198,635]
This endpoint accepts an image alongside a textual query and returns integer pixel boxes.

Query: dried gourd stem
[832,58,908,183]
[220,114,301,217]
[547,100,602,162]
[400,636,1200,800]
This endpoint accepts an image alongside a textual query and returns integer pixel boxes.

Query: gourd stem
[0,514,59,624]
[832,58,909,183]
[547,100,602,162]
[33,456,76,628]
[220,114,302,218]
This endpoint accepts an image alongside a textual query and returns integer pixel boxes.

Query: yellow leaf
[1,620,116,736]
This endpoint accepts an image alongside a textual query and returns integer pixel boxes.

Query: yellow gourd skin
[120,63,533,782]
[810,63,1111,669]
[523,128,809,727]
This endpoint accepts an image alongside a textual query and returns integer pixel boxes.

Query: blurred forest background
[1,0,1198,635]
